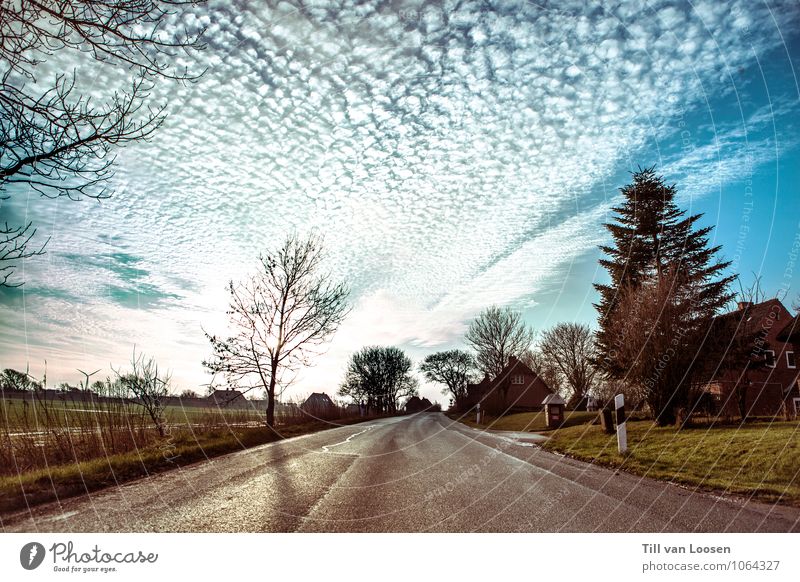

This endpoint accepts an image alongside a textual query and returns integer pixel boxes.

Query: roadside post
[615,394,627,453]
[476,402,481,424]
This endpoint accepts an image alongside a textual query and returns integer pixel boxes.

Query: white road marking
[321,425,375,453]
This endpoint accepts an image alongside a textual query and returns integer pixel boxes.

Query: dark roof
[302,392,335,408]
[777,313,800,342]
[717,298,793,340]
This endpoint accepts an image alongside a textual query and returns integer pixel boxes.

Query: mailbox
[542,394,566,429]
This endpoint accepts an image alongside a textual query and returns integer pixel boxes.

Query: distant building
[301,392,338,418]
[207,389,246,407]
[465,356,555,416]
[405,396,433,413]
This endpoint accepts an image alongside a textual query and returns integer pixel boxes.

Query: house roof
[776,313,800,343]
[302,392,335,407]
[717,298,795,342]
[542,394,565,405]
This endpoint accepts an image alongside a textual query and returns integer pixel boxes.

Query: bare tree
[537,323,599,408]
[604,264,732,426]
[465,305,535,378]
[520,348,563,396]
[419,349,475,410]
[0,222,47,286]
[203,233,350,427]
[115,351,170,437]
[0,0,205,285]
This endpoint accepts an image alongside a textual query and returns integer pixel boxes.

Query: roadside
[542,419,800,507]
[0,415,383,516]
[447,409,596,432]
[450,410,800,507]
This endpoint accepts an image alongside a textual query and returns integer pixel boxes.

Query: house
[301,392,338,418]
[702,299,800,418]
[207,389,246,407]
[405,396,434,413]
[465,356,555,416]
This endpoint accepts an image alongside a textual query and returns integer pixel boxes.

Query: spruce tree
[594,167,735,425]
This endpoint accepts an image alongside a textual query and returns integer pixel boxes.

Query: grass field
[451,409,597,432]
[0,393,370,514]
[542,419,800,505]
[1,397,267,431]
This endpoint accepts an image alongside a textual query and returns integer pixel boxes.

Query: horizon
[1,0,799,404]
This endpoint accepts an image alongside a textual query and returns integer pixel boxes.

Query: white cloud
[3,0,799,399]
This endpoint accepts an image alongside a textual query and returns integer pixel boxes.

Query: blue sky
[1,0,799,403]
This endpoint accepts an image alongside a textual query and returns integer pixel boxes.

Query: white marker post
[615,394,627,454]
[476,402,481,424]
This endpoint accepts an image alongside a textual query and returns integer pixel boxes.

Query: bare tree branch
[203,233,350,427]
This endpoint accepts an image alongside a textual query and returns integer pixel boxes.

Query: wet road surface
[3,413,799,532]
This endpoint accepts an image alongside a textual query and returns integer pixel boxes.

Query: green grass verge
[0,416,375,516]
[450,409,597,432]
[542,420,800,506]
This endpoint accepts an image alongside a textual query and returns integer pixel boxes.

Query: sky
[1,0,799,404]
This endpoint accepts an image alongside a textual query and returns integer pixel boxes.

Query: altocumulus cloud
[2,0,798,396]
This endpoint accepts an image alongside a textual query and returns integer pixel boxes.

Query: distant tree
[465,305,535,378]
[115,352,170,437]
[0,0,205,285]
[204,233,350,427]
[419,350,475,410]
[520,349,563,396]
[537,323,598,408]
[339,346,418,413]
[0,367,38,391]
[595,168,734,426]
[180,389,200,399]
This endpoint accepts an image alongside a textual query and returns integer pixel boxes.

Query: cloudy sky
[2,0,799,403]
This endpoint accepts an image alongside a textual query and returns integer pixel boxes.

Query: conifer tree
[594,167,735,425]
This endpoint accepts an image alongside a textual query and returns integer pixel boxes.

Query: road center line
[321,425,376,453]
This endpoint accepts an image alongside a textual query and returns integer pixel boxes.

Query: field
[0,393,364,514]
[542,419,800,505]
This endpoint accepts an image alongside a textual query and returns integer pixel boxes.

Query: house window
[787,351,796,369]
[765,350,776,368]
[511,374,524,385]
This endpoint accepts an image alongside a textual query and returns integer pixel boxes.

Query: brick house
[465,356,555,416]
[301,392,338,418]
[702,299,800,418]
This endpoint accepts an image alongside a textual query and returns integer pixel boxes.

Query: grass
[450,409,598,432]
[0,415,376,515]
[542,419,800,505]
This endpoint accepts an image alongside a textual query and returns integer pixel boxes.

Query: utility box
[599,408,614,434]
[542,394,566,429]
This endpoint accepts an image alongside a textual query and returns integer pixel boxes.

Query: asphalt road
[3,413,799,532]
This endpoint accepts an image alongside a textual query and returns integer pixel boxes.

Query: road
[3,413,799,532]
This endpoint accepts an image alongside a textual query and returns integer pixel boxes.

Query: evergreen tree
[594,167,735,426]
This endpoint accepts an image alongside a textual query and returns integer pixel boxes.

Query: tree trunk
[266,370,277,427]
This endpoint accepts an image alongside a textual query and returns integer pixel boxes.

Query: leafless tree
[115,351,170,437]
[0,222,47,286]
[0,0,205,285]
[203,233,350,427]
[520,348,563,396]
[465,305,535,378]
[537,323,599,408]
[604,265,732,426]
[419,349,475,410]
